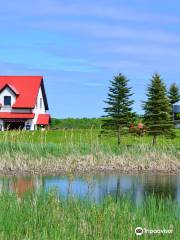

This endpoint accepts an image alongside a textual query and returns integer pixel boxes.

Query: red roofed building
[0,76,50,130]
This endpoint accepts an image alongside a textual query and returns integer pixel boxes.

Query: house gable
[0,86,17,108]
[0,84,19,96]
[35,86,46,113]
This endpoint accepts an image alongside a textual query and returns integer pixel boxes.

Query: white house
[0,76,50,131]
[173,101,180,129]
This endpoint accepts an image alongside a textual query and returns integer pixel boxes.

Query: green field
[50,117,103,129]
[0,191,179,239]
[0,128,179,147]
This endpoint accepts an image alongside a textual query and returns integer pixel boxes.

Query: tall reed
[0,191,178,239]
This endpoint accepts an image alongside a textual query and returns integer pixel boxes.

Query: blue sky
[0,0,180,118]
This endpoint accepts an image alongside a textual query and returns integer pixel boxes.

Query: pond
[0,173,180,204]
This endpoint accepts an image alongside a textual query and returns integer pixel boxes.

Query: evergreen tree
[168,83,180,105]
[101,73,134,145]
[143,73,174,145]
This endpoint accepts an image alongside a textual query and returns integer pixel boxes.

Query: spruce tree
[101,73,134,145]
[168,83,180,105]
[143,73,174,145]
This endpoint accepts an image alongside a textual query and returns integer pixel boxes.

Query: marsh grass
[0,191,179,239]
[0,129,179,174]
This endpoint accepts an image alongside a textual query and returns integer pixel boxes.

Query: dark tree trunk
[116,177,120,202]
[117,127,120,145]
[152,135,157,146]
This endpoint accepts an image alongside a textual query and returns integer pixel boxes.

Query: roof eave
[40,78,49,111]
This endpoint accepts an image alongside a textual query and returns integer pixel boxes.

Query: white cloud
[1,0,180,26]
[84,82,106,87]
[27,19,180,46]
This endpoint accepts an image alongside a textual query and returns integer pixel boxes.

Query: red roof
[0,76,48,110]
[0,112,35,119]
[37,114,50,125]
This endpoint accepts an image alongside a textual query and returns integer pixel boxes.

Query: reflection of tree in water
[93,175,121,202]
[142,175,177,200]
[91,175,178,203]
[93,176,137,202]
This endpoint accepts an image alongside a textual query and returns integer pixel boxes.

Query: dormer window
[4,96,11,106]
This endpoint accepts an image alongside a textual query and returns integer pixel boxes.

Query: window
[40,98,43,109]
[4,96,11,106]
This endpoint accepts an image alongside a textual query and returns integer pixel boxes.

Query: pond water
[0,173,180,204]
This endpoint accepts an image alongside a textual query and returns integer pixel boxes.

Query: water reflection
[0,174,179,204]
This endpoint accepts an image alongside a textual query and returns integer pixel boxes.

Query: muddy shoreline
[0,151,179,176]
[0,163,180,176]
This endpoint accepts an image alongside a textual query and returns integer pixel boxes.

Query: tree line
[101,73,180,145]
[51,118,102,129]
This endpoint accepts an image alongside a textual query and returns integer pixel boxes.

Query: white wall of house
[0,119,3,131]
[32,86,46,130]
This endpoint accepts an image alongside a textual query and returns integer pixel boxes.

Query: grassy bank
[0,129,179,146]
[0,191,179,239]
[0,130,179,174]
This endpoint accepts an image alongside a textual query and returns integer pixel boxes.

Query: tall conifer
[143,73,174,145]
[102,73,134,145]
[168,83,180,105]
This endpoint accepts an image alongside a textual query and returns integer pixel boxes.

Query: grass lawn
[0,128,179,147]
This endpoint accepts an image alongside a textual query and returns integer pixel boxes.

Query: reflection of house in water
[0,176,43,197]
[12,177,35,197]
[12,177,43,196]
